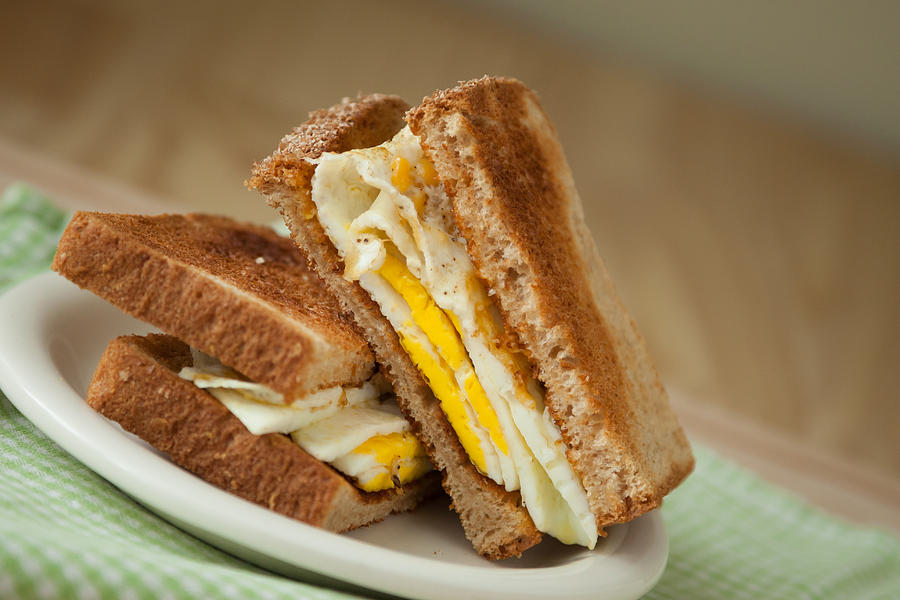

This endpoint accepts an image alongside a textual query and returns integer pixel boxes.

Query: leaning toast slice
[406,78,694,527]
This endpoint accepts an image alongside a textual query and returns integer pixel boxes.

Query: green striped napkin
[0,183,70,290]
[1,183,898,599]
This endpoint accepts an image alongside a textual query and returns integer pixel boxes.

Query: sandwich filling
[179,349,431,492]
[310,126,597,548]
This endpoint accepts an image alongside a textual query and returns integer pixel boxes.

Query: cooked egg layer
[311,126,598,548]
[179,350,431,492]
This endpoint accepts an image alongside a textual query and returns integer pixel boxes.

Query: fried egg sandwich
[53,212,438,531]
[249,77,694,558]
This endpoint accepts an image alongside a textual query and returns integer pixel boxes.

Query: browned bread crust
[87,334,439,531]
[52,212,373,399]
[249,95,542,559]
[247,93,411,210]
[407,77,694,527]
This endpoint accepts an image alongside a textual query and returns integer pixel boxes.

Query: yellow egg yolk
[392,156,435,216]
[378,254,510,471]
[350,431,431,492]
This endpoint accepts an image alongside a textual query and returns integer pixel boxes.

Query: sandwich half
[52,212,438,531]
[248,76,694,558]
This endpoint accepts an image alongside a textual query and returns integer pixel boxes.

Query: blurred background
[1,1,898,481]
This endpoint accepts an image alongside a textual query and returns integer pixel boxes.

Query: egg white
[291,405,408,462]
[179,350,388,435]
[178,351,428,492]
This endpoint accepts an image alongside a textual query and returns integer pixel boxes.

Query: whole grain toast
[249,93,541,559]
[88,334,438,531]
[52,212,373,399]
[407,77,694,527]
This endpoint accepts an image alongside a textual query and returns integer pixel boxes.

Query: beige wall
[483,0,900,149]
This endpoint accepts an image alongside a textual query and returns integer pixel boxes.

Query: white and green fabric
[1,183,898,599]
[0,183,70,290]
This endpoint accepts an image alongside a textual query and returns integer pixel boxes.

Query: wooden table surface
[2,0,898,530]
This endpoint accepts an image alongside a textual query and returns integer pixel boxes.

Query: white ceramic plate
[0,273,669,600]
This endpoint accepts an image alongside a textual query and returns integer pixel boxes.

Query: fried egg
[312,126,597,547]
[179,350,431,492]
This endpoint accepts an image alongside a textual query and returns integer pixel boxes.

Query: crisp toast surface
[249,95,542,559]
[407,77,694,526]
[87,334,439,532]
[249,93,411,207]
[52,212,373,399]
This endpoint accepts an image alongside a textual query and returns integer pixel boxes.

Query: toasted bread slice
[52,212,372,399]
[88,334,439,530]
[405,77,694,528]
[249,94,542,559]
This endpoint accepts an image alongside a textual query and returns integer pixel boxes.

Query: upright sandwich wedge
[52,212,438,531]
[249,76,694,558]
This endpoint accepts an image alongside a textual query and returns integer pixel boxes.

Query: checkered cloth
[1,183,898,599]
[0,183,69,290]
